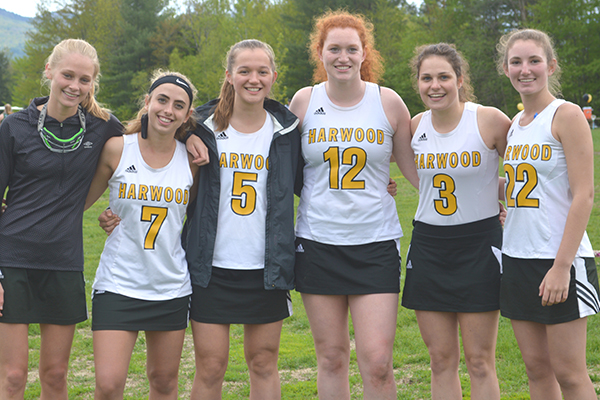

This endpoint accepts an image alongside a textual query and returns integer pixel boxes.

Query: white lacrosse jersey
[502,99,593,258]
[212,114,273,270]
[413,102,500,225]
[93,134,193,300]
[295,82,402,245]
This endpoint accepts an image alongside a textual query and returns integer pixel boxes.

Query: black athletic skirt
[0,267,87,325]
[294,238,401,295]
[189,267,292,325]
[92,291,190,331]
[500,255,600,324]
[401,216,502,312]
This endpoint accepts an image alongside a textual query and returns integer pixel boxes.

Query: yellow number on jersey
[504,163,539,208]
[232,171,258,216]
[432,173,457,216]
[323,146,366,190]
[141,206,168,250]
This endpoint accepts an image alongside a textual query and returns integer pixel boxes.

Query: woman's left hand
[539,265,570,306]
[498,202,507,226]
[186,134,210,166]
[387,178,397,197]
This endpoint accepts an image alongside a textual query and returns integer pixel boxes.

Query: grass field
[19,128,600,399]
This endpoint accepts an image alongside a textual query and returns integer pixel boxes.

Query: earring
[141,113,148,139]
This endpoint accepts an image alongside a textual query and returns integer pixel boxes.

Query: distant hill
[0,8,33,58]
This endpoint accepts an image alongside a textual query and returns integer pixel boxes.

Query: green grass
[19,128,600,398]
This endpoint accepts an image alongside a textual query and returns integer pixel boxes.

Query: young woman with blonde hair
[184,39,301,400]
[0,38,121,399]
[498,28,599,400]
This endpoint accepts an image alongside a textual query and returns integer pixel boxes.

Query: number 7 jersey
[295,82,402,245]
[93,134,193,300]
[502,99,593,259]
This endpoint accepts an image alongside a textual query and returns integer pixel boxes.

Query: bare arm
[539,102,594,306]
[477,105,510,157]
[381,87,418,189]
[289,87,312,128]
[84,136,123,211]
[186,133,210,166]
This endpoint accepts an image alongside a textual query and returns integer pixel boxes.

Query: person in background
[498,28,599,400]
[401,43,510,400]
[0,103,12,124]
[289,10,417,399]
[0,38,121,399]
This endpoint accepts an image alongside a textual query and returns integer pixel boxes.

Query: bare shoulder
[476,105,510,152]
[380,86,404,107]
[477,105,510,125]
[380,86,409,128]
[410,113,425,137]
[553,102,590,142]
[100,135,124,167]
[554,101,587,123]
[104,135,124,155]
[289,86,313,124]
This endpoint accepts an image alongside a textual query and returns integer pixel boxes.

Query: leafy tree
[370,0,426,114]
[0,49,12,106]
[530,0,600,110]
[102,0,168,120]
[170,0,236,103]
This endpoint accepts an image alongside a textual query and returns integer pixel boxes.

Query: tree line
[1,0,599,121]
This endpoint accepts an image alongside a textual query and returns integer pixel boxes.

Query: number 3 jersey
[412,102,499,225]
[93,134,193,300]
[502,99,593,259]
[295,82,402,245]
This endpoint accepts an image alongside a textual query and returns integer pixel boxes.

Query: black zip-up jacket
[0,97,122,271]
[182,98,303,290]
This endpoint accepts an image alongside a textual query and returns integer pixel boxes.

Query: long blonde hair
[43,38,110,121]
[124,70,198,141]
[496,29,562,96]
[213,39,277,132]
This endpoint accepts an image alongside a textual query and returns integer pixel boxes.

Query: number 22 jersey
[502,99,593,259]
[93,134,193,300]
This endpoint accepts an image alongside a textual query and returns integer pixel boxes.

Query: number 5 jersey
[93,133,193,300]
[502,99,593,259]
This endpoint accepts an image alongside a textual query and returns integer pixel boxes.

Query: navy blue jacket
[183,98,302,290]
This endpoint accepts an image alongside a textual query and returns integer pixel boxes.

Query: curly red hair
[309,10,384,84]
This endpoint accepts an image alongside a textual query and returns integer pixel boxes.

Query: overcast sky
[4,0,423,19]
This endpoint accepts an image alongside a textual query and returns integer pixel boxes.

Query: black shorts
[91,291,190,331]
[500,255,600,324]
[0,267,87,325]
[294,238,401,295]
[190,267,292,325]
[401,216,502,312]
